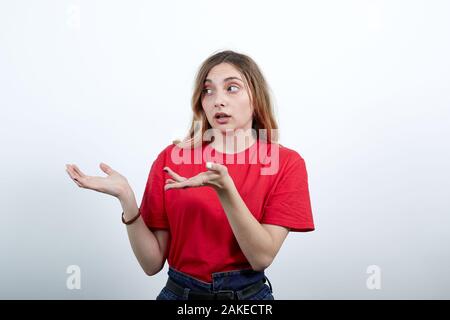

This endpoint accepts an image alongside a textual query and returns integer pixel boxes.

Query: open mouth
[214,112,231,119]
[214,112,231,124]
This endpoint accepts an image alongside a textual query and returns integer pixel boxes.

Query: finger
[165,178,176,184]
[67,166,88,185]
[66,169,83,188]
[65,169,78,183]
[65,167,74,179]
[71,164,86,178]
[164,179,194,191]
[99,162,114,175]
[163,166,187,182]
[165,173,208,190]
[66,165,81,180]
[206,161,227,174]
[73,178,83,188]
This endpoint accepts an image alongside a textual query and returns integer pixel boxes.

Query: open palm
[164,162,232,192]
[65,162,130,198]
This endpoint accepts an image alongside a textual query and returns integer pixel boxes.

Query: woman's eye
[202,85,239,95]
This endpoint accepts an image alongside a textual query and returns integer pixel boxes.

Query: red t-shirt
[139,138,315,282]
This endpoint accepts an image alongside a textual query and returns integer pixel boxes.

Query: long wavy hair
[173,50,279,148]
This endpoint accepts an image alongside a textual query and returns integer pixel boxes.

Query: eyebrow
[204,76,244,84]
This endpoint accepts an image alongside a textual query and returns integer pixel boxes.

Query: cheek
[237,96,253,115]
[201,103,213,118]
[201,98,208,110]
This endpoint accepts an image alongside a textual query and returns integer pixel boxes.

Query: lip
[215,116,231,124]
[214,112,231,118]
[214,112,231,125]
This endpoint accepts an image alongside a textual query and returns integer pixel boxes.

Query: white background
[0,0,449,299]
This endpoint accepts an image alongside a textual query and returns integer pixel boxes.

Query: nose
[213,90,227,108]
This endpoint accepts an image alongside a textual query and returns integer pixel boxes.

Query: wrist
[121,202,139,222]
[118,185,135,204]
[216,175,235,196]
[119,189,137,216]
[122,208,141,225]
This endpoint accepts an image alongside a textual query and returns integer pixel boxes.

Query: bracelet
[122,208,141,225]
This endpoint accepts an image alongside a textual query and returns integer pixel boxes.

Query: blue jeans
[156,266,274,300]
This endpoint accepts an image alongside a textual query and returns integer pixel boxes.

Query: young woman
[65,50,315,300]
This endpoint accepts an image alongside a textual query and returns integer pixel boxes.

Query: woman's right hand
[65,162,131,200]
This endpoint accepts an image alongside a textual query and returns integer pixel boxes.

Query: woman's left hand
[163,162,233,192]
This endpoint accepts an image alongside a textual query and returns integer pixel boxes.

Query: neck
[210,129,256,154]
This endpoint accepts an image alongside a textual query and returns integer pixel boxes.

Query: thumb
[206,161,220,172]
[99,162,114,175]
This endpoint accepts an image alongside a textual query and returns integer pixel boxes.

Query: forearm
[119,189,164,276]
[216,180,275,271]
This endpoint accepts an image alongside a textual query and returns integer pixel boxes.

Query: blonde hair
[174,50,279,148]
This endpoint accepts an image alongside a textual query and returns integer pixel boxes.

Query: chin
[209,123,232,130]
[217,126,236,133]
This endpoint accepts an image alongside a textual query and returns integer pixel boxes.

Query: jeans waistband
[167,266,268,292]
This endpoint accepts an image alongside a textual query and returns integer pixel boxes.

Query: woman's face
[201,63,254,134]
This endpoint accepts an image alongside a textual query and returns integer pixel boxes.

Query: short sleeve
[139,149,169,230]
[261,154,315,232]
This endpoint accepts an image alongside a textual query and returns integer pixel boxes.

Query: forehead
[204,63,243,83]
